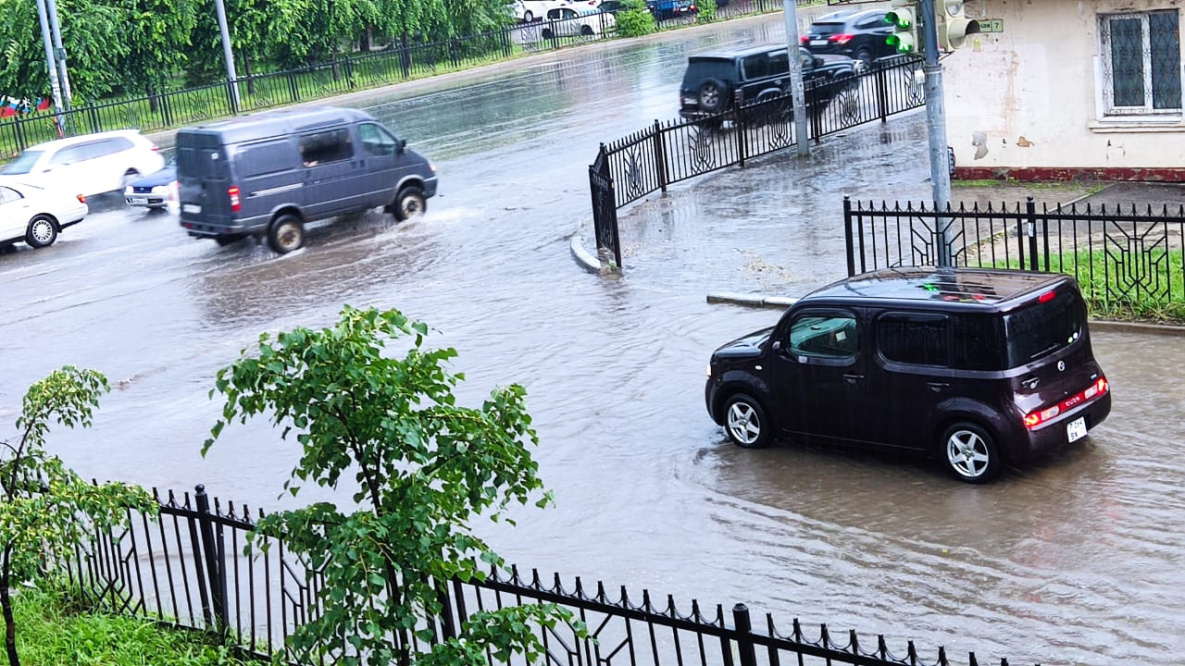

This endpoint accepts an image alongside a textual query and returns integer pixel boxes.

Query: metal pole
[919,0,953,266]
[33,0,64,120]
[213,0,241,111]
[45,0,72,111]
[782,0,809,156]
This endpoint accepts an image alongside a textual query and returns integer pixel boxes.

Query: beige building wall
[943,0,1185,179]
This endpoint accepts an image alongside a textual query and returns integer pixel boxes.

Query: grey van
[177,107,437,254]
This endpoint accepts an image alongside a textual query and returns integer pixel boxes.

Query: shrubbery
[617,0,657,37]
[696,0,718,23]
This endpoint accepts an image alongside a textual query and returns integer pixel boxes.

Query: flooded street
[2,14,1184,665]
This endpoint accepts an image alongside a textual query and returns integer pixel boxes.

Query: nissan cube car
[704,267,1112,483]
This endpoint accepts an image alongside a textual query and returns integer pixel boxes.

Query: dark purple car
[704,267,1112,483]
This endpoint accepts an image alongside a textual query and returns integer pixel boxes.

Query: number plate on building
[1067,417,1087,443]
[976,18,1003,33]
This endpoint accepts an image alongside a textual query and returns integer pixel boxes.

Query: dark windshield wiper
[1029,341,1061,360]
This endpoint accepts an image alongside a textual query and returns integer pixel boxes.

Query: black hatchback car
[800,9,896,68]
[679,44,859,123]
[704,268,1112,483]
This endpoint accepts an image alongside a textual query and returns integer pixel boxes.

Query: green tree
[117,0,199,94]
[203,306,580,665]
[0,367,156,666]
[615,0,656,37]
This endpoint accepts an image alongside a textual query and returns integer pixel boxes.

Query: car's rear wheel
[581,24,594,36]
[542,28,553,39]
[393,185,426,221]
[941,422,1002,483]
[855,47,873,71]
[267,214,305,254]
[25,215,58,248]
[723,394,772,449]
[697,78,729,114]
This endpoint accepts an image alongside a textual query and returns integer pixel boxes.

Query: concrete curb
[706,292,1185,336]
[569,228,606,274]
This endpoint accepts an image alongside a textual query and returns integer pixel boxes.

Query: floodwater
[1,14,1183,666]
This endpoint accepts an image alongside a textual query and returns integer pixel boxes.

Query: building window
[1099,11,1182,116]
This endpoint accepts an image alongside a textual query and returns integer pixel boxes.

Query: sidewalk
[572,111,1185,331]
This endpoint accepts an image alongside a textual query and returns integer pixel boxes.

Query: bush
[617,0,657,37]
[696,0,717,23]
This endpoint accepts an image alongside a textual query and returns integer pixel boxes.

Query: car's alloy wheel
[698,79,726,113]
[942,422,1001,483]
[394,186,427,221]
[723,394,771,449]
[26,215,58,248]
[267,214,305,254]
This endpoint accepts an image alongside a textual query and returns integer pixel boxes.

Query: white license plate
[182,203,202,214]
[127,197,147,205]
[810,39,827,46]
[1067,417,1087,442]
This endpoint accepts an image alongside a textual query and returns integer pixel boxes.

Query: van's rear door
[177,130,233,232]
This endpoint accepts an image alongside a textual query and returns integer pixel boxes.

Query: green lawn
[1,586,265,666]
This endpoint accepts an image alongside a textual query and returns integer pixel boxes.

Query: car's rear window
[683,59,734,88]
[809,22,846,35]
[1,150,44,175]
[1004,288,1086,367]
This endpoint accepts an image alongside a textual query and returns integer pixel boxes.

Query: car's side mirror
[398,139,407,154]
[771,340,782,353]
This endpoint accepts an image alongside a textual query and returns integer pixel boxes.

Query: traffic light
[935,0,982,51]
[884,0,920,55]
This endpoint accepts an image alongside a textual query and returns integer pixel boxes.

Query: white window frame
[1097,10,1183,119]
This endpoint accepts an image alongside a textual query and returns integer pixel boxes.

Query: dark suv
[678,44,859,123]
[704,268,1112,483]
[800,9,896,69]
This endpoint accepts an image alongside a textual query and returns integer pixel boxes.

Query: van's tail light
[829,33,854,45]
[1023,377,1108,430]
[76,194,86,204]
[228,185,241,212]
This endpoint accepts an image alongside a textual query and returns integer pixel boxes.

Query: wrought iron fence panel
[658,118,743,187]
[737,95,797,159]
[607,125,666,207]
[590,149,623,267]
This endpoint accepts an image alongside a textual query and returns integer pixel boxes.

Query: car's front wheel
[722,394,772,449]
[26,215,58,248]
[267,213,305,254]
[393,185,427,221]
[941,422,1002,483]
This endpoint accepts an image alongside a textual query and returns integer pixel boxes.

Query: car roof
[24,129,145,152]
[800,267,1074,313]
[180,106,376,144]
[689,43,796,61]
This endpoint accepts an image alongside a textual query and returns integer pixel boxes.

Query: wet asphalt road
[2,14,1185,666]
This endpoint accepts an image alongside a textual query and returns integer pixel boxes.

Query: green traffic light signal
[884,5,918,55]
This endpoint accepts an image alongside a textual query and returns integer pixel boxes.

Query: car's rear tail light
[228,185,241,212]
[151,145,161,152]
[800,35,809,44]
[1038,290,1056,303]
[76,194,86,204]
[829,33,854,44]
[1024,377,1108,430]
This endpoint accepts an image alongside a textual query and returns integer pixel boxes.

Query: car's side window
[0,187,20,205]
[857,15,885,29]
[877,313,950,367]
[50,145,86,166]
[299,129,354,167]
[358,123,398,156]
[741,53,769,80]
[787,312,859,359]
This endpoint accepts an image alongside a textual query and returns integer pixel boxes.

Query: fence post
[1026,196,1039,271]
[875,65,888,122]
[652,119,668,193]
[194,484,229,633]
[844,196,856,277]
[735,91,746,168]
[732,604,758,666]
[288,70,300,104]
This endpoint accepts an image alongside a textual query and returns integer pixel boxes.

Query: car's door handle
[927,381,950,392]
[843,373,864,383]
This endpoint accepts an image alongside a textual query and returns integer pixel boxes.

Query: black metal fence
[0,0,817,161]
[844,196,1185,310]
[589,56,926,269]
[62,484,1027,666]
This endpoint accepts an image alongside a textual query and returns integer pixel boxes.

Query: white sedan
[0,182,87,250]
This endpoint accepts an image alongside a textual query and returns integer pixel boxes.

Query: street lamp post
[782,0,809,156]
[33,0,65,125]
[44,0,73,111]
[213,0,241,112]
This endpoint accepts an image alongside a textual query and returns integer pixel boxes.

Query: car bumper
[1007,392,1112,462]
[126,195,170,208]
[423,176,439,199]
[704,378,723,424]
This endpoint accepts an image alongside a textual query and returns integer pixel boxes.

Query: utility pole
[919,0,953,265]
[33,0,65,124]
[213,0,241,112]
[44,0,72,111]
[782,0,809,156]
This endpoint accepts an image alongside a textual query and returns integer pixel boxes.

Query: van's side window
[299,129,353,167]
[787,312,858,359]
[358,123,398,156]
[237,140,293,178]
[877,313,949,367]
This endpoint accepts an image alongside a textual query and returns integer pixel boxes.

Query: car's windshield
[1004,289,1085,366]
[1,150,45,175]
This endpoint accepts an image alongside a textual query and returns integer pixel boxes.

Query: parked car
[514,0,599,22]
[177,106,437,254]
[0,181,87,250]
[679,44,860,123]
[648,0,695,20]
[704,267,1112,483]
[124,159,178,210]
[542,7,616,37]
[598,0,625,11]
[0,130,165,199]
[799,9,896,69]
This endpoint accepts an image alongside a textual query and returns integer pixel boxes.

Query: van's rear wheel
[941,422,1002,483]
[393,186,426,221]
[267,214,305,254]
